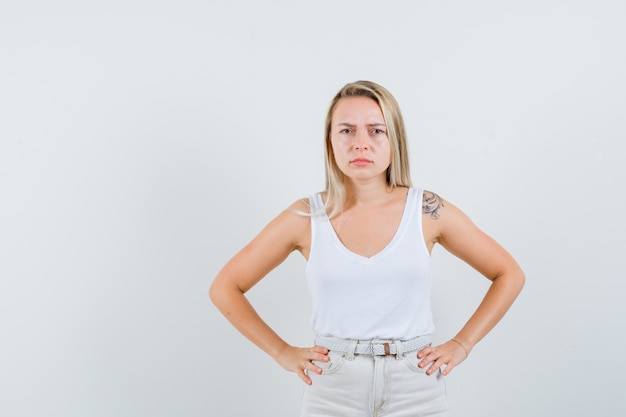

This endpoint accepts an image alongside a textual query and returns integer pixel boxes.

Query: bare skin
[209,96,525,384]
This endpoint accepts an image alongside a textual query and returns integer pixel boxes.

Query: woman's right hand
[274,345,330,385]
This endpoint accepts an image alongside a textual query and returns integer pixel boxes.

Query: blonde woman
[210,81,525,416]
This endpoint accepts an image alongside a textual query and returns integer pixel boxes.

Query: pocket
[311,351,345,375]
[404,352,432,374]
[401,353,448,400]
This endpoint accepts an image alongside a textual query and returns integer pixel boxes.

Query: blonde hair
[322,80,413,218]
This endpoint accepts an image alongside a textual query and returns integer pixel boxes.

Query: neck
[343,177,396,206]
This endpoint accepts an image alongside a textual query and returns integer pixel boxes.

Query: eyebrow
[336,122,387,128]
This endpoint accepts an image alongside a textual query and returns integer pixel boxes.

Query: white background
[1,1,625,416]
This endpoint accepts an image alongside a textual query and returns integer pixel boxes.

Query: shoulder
[284,197,312,216]
[276,197,312,223]
[281,198,313,254]
[421,189,446,220]
[421,189,471,223]
[247,198,312,255]
[420,190,476,242]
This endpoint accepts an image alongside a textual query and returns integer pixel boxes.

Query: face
[330,96,391,183]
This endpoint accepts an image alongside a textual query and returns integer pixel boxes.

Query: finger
[426,356,447,375]
[298,368,312,385]
[308,347,329,362]
[441,362,456,376]
[416,346,434,359]
[427,351,458,375]
[426,360,441,375]
[418,347,442,369]
[311,351,329,363]
[302,352,325,375]
[305,360,323,375]
[425,349,450,374]
[418,353,438,370]
[312,345,330,354]
[300,353,324,383]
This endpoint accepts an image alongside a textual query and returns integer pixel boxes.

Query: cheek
[380,140,392,162]
[330,140,348,159]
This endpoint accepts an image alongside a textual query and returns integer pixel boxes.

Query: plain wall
[1,1,625,416]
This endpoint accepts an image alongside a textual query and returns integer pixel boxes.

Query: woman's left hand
[416,339,470,376]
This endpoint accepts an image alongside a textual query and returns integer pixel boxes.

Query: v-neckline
[321,188,414,261]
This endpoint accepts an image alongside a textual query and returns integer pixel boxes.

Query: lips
[350,158,372,166]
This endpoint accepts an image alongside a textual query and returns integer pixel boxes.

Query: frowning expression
[330,96,391,182]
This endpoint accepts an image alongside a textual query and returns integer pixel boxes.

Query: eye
[339,128,352,134]
[371,128,386,135]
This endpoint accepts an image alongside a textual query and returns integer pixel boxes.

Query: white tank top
[306,188,435,340]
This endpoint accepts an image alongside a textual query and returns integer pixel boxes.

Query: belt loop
[394,339,404,360]
[345,339,358,361]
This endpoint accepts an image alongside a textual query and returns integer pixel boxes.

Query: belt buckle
[372,341,391,356]
[369,340,392,356]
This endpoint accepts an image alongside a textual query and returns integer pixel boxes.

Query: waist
[315,334,432,357]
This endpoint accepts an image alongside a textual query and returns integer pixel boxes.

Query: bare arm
[209,200,329,384]
[418,193,525,375]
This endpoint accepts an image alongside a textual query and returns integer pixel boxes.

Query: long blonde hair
[322,81,413,218]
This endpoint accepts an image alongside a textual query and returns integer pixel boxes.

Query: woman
[210,80,525,416]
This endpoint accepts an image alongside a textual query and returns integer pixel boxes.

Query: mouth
[350,158,372,166]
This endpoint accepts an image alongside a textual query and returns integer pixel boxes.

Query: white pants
[300,338,449,417]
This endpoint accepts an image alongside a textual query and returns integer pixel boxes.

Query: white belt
[316,335,432,356]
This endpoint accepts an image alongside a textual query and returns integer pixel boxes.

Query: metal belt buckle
[383,342,391,356]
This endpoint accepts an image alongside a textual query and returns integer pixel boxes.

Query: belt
[316,335,432,356]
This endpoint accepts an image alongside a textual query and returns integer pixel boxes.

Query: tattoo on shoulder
[422,191,444,219]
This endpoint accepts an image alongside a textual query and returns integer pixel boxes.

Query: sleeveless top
[306,188,435,340]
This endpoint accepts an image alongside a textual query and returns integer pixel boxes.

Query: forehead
[332,96,384,123]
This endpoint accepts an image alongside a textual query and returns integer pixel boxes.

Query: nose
[354,131,369,151]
